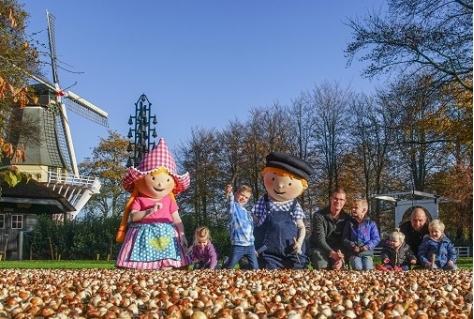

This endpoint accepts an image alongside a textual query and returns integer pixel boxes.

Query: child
[380,229,417,271]
[224,184,259,269]
[342,199,380,270]
[418,219,457,270]
[115,138,190,270]
[188,226,219,269]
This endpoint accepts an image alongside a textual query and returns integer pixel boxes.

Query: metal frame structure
[372,190,447,226]
[126,94,158,168]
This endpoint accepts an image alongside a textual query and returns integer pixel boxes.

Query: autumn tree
[0,0,40,171]
[379,75,459,191]
[429,165,472,244]
[78,131,129,218]
[345,0,473,92]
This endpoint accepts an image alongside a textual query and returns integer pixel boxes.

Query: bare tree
[345,94,400,230]
[311,81,353,197]
[220,119,248,187]
[345,0,473,92]
[347,95,392,196]
[177,127,222,226]
[288,92,319,212]
[242,104,294,199]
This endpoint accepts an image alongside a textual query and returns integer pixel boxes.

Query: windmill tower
[8,11,108,219]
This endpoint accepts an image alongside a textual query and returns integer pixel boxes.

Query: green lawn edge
[0,257,471,270]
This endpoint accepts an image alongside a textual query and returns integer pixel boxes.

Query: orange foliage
[8,8,17,28]
[0,76,15,99]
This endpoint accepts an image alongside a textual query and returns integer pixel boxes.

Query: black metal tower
[126,94,157,168]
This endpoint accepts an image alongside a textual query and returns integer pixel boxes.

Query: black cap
[265,152,314,181]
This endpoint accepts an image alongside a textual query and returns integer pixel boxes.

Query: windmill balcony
[43,170,101,218]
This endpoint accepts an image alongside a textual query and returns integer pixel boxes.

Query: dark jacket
[399,220,429,256]
[418,235,457,267]
[309,207,351,254]
[380,240,417,267]
[343,217,380,257]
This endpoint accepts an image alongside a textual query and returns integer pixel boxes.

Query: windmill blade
[65,91,109,127]
[51,105,74,172]
[56,100,79,177]
[27,71,57,92]
[46,10,60,86]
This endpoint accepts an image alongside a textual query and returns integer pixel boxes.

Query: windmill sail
[65,91,108,126]
[8,10,109,218]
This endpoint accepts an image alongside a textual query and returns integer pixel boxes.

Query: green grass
[0,260,116,269]
[455,257,473,269]
[373,256,473,270]
[0,257,471,269]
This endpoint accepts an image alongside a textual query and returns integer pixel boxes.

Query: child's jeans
[350,255,374,270]
[425,262,458,270]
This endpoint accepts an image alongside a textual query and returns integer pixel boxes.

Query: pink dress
[115,195,189,269]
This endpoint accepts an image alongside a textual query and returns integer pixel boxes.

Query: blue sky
[22,1,386,163]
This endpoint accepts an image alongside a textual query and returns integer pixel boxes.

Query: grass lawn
[0,260,117,269]
[0,257,471,269]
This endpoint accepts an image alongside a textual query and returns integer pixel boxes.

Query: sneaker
[222,256,229,267]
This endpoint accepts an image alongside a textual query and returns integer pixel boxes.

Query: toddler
[418,219,457,270]
[342,199,380,270]
[380,229,417,270]
[188,226,219,269]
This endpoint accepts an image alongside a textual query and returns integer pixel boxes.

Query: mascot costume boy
[253,152,314,269]
[115,138,190,269]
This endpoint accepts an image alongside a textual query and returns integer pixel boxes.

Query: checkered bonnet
[122,138,190,194]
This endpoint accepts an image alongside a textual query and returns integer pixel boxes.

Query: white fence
[455,246,471,257]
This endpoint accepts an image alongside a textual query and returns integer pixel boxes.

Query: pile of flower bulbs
[0,268,471,318]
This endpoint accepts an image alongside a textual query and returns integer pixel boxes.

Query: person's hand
[383,258,390,264]
[181,236,188,248]
[425,262,432,268]
[225,184,233,194]
[359,245,367,252]
[447,260,454,267]
[353,246,360,253]
[145,203,162,216]
[293,238,302,254]
[332,259,344,270]
[329,250,339,261]
[410,259,417,264]
[330,250,343,261]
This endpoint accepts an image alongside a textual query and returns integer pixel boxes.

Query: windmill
[9,10,109,218]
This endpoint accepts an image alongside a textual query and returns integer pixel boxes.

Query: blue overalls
[254,195,308,269]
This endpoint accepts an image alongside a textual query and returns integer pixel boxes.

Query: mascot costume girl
[253,152,314,269]
[115,138,190,269]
